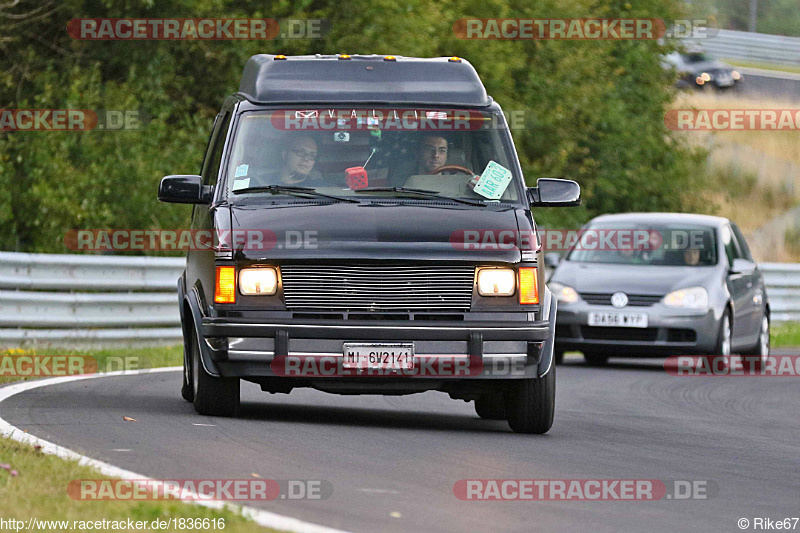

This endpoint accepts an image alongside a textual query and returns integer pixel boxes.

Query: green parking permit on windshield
[474,161,512,200]
[232,178,250,190]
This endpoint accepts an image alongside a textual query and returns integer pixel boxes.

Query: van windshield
[224,108,522,203]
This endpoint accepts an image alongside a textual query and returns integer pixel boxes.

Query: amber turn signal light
[215,266,236,304]
[519,267,539,305]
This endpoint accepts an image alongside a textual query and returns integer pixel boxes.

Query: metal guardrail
[0,253,797,347]
[760,263,800,322]
[0,252,184,346]
[688,29,800,67]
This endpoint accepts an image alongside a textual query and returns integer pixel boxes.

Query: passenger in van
[240,135,325,189]
[279,135,325,186]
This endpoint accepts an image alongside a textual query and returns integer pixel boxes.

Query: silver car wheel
[720,315,731,356]
[758,316,770,360]
[191,334,200,398]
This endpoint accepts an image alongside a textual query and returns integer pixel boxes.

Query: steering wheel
[430,165,474,175]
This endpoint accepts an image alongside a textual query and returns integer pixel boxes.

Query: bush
[0,0,706,252]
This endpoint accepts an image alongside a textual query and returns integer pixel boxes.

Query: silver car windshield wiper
[232,185,360,203]
[353,186,487,207]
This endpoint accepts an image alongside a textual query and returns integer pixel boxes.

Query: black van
[158,54,580,434]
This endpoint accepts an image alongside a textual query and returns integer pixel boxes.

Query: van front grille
[280,265,475,311]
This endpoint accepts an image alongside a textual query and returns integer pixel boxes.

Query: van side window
[201,112,232,187]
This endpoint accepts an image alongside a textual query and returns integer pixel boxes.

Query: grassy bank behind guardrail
[772,322,800,349]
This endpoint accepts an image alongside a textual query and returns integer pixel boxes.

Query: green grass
[0,437,276,532]
[772,322,800,348]
[0,345,183,385]
[0,345,278,531]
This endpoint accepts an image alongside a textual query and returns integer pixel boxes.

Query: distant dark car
[664,51,742,90]
[548,213,769,366]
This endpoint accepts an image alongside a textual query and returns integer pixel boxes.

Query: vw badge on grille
[611,292,628,308]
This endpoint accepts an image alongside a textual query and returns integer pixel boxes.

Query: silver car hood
[550,261,719,295]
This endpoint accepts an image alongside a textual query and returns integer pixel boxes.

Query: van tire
[504,366,555,434]
[190,325,239,417]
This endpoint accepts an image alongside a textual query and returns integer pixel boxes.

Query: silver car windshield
[224,108,521,203]
[567,223,718,266]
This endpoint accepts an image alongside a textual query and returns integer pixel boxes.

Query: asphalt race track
[738,68,800,102]
[2,350,799,533]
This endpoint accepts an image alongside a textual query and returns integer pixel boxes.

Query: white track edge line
[0,367,351,533]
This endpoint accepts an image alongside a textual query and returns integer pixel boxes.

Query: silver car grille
[579,292,663,307]
[280,265,475,311]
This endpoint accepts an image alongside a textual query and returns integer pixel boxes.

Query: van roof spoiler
[237,54,491,107]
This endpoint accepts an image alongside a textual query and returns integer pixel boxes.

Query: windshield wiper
[232,185,359,203]
[353,187,487,207]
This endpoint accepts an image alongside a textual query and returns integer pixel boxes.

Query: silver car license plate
[588,312,648,328]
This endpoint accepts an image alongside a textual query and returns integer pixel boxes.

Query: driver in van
[416,135,449,174]
[415,134,481,191]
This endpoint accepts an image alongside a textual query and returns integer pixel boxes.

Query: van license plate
[342,343,415,370]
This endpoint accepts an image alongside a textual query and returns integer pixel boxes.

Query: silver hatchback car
[548,213,770,365]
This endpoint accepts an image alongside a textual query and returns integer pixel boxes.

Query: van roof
[237,54,491,107]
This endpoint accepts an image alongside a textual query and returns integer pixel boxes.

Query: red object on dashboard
[345,167,368,189]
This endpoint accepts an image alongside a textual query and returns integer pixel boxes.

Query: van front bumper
[198,317,553,380]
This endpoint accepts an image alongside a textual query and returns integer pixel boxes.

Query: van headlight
[239,267,278,295]
[549,282,579,304]
[663,286,708,309]
[477,268,516,296]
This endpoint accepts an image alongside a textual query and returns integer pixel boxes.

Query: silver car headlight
[663,286,708,309]
[549,282,579,304]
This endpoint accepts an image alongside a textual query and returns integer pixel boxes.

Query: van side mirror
[158,175,212,204]
[527,178,581,207]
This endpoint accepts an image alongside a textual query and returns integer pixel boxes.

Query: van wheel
[583,351,609,366]
[504,366,555,434]
[475,393,506,420]
[181,339,193,402]
[190,326,239,417]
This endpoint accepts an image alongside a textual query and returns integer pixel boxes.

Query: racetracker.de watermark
[270,355,528,378]
[665,355,800,377]
[454,479,717,500]
[67,18,327,40]
[0,354,147,377]
[0,109,143,131]
[665,109,800,131]
[64,229,318,252]
[269,109,525,131]
[453,18,666,40]
[450,228,710,252]
[68,479,332,501]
